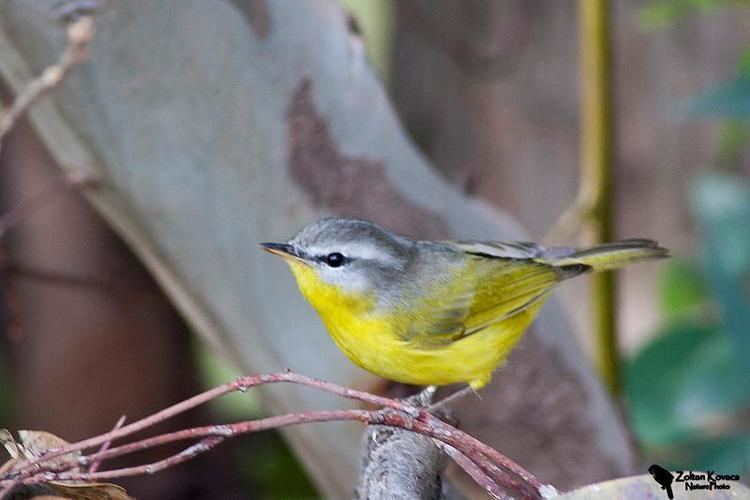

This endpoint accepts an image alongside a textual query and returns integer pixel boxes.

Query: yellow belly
[324,306,540,389]
[287,261,541,389]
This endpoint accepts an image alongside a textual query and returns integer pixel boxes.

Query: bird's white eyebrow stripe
[305,243,399,264]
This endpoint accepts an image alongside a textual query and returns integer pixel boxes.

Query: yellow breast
[286,261,381,366]
[286,260,540,389]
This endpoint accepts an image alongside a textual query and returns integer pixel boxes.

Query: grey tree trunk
[0,1,638,496]
[0,112,245,499]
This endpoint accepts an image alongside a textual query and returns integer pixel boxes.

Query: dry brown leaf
[17,430,81,472]
[47,481,134,500]
[2,430,132,500]
[18,430,71,455]
[0,428,22,477]
[1,428,20,459]
[0,457,18,476]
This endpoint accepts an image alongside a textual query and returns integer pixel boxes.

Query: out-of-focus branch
[0,5,100,275]
[436,441,516,500]
[578,0,618,396]
[0,371,552,500]
[547,0,619,395]
[53,436,226,482]
[546,1,613,244]
[88,415,126,474]
[0,15,94,145]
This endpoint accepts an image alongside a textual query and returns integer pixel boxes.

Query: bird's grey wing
[401,280,473,346]
[453,240,577,260]
[401,242,580,347]
[453,241,591,333]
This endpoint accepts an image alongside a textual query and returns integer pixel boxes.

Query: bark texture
[0,115,245,499]
[0,1,638,496]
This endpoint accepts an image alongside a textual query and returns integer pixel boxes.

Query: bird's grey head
[275,217,415,293]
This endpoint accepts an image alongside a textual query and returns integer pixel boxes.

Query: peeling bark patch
[453,327,626,491]
[231,0,271,39]
[357,425,444,499]
[285,79,449,240]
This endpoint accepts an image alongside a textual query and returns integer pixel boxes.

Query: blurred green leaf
[193,339,260,420]
[627,323,750,446]
[667,434,750,473]
[684,41,750,121]
[238,432,320,499]
[659,259,710,319]
[688,74,750,120]
[692,173,750,276]
[716,121,750,166]
[637,0,747,31]
[740,47,750,76]
[688,434,750,472]
[193,339,318,497]
[691,173,750,381]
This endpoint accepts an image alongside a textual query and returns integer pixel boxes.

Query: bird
[261,217,668,391]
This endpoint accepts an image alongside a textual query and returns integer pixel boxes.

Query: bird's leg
[393,385,436,415]
[413,385,437,407]
[428,385,478,411]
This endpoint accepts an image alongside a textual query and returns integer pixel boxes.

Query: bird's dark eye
[325,252,346,267]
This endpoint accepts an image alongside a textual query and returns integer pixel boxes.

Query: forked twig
[0,15,95,143]
[88,415,126,474]
[0,371,549,500]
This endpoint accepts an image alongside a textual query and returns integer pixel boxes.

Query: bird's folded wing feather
[403,241,567,346]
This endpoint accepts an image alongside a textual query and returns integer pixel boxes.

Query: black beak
[260,242,299,259]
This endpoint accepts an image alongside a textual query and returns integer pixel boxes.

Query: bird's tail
[666,484,674,500]
[552,239,669,275]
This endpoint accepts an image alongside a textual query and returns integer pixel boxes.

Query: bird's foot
[412,385,437,407]
[392,385,436,419]
[428,385,478,412]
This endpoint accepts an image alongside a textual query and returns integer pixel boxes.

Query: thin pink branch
[80,410,369,467]
[5,437,225,490]
[7,372,416,471]
[433,421,543,495]
[0,371,546,500]
[88,415,126,473]
[436,441,513,500]
[0,16,95,142]
[59,437,224,482]
[4,409,538,500]
[0,374,404,496]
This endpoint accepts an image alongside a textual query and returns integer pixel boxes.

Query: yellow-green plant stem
[579,0,619,395]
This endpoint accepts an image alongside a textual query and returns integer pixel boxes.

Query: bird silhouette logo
[648,464,674,499]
